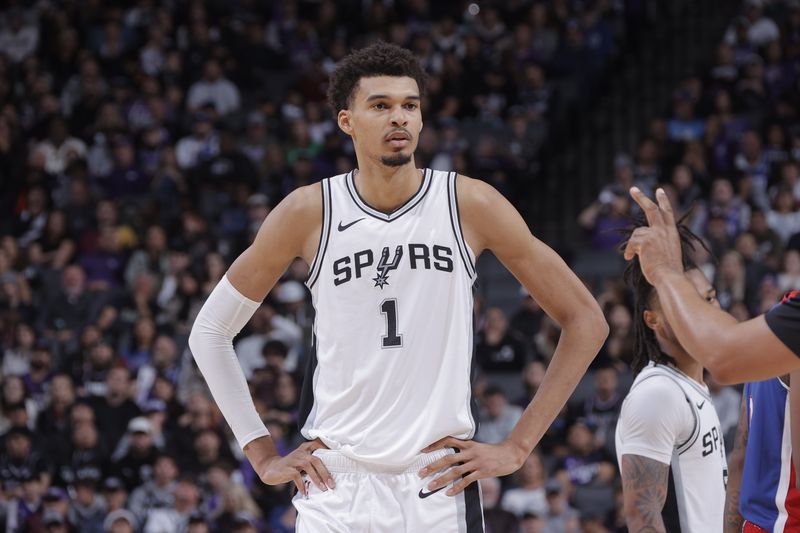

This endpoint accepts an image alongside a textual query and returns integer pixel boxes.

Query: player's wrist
[502,437,531,467]
[649,264,683,287]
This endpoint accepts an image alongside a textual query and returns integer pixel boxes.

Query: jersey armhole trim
[306,179,332,289]
[447,172,477,279]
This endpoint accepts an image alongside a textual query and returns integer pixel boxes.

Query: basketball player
[188,42,608,532]
[724,369,800,533]
[616,221,728,532]
[623,188,800,382]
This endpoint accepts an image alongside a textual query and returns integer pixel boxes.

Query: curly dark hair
[326,41,428,113]
[620,215,711,374]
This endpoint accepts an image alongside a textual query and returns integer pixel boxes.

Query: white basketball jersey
[616,363,728,533]
[300,168,478,467]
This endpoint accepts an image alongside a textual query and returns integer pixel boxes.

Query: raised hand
[623,187,684,285]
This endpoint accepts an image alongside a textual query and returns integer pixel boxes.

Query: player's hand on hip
[418,436,527,496]
[624,187,683,284]
[259,439,335,496]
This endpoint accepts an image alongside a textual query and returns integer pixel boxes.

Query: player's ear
[338,110,353,136]
[643,309,659,332]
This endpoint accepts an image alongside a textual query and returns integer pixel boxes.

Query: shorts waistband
[312,448,454,475]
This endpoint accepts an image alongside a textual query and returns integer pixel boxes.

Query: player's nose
[389,105,408,126]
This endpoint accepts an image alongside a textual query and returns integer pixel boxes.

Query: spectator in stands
[480,476,519,533]
[69,475,107,533]
[475,307,529,376]
[544,480,580,533]
[187,59,241,117]
[475,386,523,444]
[501,450,549,519]
[90,367,140,453]
[112,417,159,491]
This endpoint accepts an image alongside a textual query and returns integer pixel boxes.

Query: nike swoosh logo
[696,401,705,410]
[337,218,365,232]
[418,486,446,499]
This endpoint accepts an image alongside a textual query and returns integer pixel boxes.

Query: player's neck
[352,161,422,214]
[658,337,704,383]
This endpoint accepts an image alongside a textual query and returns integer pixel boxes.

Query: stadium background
[0,0,795,531]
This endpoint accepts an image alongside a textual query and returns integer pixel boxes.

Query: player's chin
[380,151,413,167]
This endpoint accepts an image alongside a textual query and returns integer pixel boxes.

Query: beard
[380,152,412,167]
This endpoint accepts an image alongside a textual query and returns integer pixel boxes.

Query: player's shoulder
[627,368,689,404]
[277,182,323,217]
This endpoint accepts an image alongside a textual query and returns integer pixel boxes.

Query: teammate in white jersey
[617,221,728,533]
[188,42,608,532]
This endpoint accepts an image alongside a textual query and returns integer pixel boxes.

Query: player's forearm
[507,312,607,453]
[724,447,745,533]
[188,276,269,448]
[244,435,281,472]
[652,270,741,380]
[724,395,748,533]
[627,511,667,533]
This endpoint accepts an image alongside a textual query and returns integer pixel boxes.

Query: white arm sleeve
[188,274,269,449]
[617,378,691,465]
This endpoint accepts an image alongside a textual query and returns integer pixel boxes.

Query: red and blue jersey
[740,378,800,531]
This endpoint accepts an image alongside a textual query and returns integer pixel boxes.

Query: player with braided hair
[616,216,728,533]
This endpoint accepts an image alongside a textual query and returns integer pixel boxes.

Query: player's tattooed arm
[724,394,748,533]
[621,454,668,533]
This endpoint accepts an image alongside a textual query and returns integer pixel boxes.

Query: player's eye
[372,103,387,110]
[404,103,418,110]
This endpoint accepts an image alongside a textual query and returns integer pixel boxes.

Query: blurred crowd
[0,0,774,532]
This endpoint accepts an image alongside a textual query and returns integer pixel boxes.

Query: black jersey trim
[662,465,683,532]
[447,172,477,279]
[464,479,485,533]
[344,168,433,221]
[298,333,319,434]
[306,179,332,289]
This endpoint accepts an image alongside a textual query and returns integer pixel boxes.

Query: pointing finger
[630,187,663,227]
[655,188,676,227]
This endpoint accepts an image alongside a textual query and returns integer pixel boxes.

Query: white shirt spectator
[501,487,548,518]
[35,138,87,175]
[0,22,38,63]
[767,210,800,243]
[187,78,241,116]
[175,133,219,170]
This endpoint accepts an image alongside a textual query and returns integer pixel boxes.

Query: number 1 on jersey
[380,299,402,348]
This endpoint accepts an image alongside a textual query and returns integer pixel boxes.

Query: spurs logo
[372,245,403,289]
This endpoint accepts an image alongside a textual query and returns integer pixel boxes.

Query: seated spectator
[38,264,98,348]
[480,476,519,533]
[111,417,158,491]
[476,307,529,375]
[127,453,178,524]
[768,189,800,243]
[544,480,580,533]
[568,362,623,448]
[187,59,241,117]
[103,509,137,533]
[89,367,141,453]
[54,419,107,488]
[577,186,633,252]
[475,386,523,444]
[4,467,45,532]
[69,475,107,533]
[101,477,128,513]
[501,451,549,518]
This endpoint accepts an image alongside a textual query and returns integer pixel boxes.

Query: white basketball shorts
[293,448,485,533]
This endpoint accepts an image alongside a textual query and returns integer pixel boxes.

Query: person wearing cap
[544,480,579,533]
[103,509,136,533]
[111,416,158,490]
[101,477,128,513]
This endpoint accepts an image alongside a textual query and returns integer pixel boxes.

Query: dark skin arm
[624,188,798,384]
[621,454,669,533]
[724,394,748,533]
